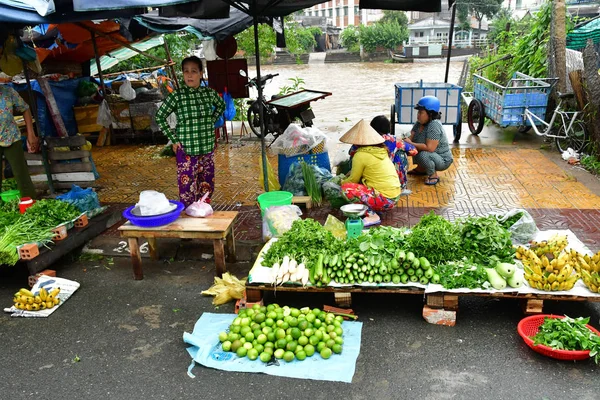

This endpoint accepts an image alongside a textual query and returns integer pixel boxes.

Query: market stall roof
[90,35,166,76]
[0,1,143,24]
[134,8,252,41]
[33,20,139,64]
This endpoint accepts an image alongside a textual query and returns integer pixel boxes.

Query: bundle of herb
[301,162,322,207]
[0,219,55,265]
[24,199,81,229]
[460,216,514,265]
[262,219,339,269]
[406,211,463,264]
[437,259,489,289]
[532,316,600,364]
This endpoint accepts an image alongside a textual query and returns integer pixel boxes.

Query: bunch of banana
[13,287,60,311]
[568,249,600,293]
[528,234,569,258]
[517,246,579,291]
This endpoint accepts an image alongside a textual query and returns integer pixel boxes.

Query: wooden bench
[118,211,238,280]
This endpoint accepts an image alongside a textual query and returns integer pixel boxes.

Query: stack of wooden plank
[26,135,96,190]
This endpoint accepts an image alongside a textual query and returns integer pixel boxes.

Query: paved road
[1,254,599,400]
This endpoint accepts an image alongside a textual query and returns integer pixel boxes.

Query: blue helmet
[415,96,441,113]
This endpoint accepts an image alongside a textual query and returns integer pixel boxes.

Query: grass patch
[581,154,600,175]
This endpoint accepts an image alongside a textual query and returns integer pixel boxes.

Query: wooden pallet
[292,195,312,209]
[245,283,424,307]
[425,291,600,316]
[26,135,96,190]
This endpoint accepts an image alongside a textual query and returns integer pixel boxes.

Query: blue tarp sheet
[183,313,362,383]
[10,78,87,137]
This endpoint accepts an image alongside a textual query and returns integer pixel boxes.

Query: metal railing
[407,37,489,48]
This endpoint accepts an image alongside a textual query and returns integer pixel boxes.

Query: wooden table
[118,211,238,280]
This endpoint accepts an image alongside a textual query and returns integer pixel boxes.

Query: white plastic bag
[135,190,172,216]
[96,100,114,128]
[119,80,136,101]
[561,148,579,161]
[495,208,538,244]
[185,193,214,218]
[262,205,302,241]
[271,124,328,157]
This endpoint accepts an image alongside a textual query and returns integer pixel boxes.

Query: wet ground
[2,62,600,399]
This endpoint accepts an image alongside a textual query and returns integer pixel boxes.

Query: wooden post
[22,66,55,195]
[90,32,113,146]
[213,239,226,277]
[147,238,159,261]
[569,70,587,112]
[128,238,143,280]
[583,40,600,147]
[163,39,180,90]
[225,227,236,263]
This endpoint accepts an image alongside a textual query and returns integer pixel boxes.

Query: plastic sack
[119,80,136,101]
[264,205,302,239]
[96,100,114,128]
[135,190,172,216]
[56,185,100,213]
[323,181,348,209]
[561,148,580,161]
[185,192,214,218]
[223,90,236,121]
[258,157,280,192]
[324,214,346,239]
[271,124,328,157]
[282,163,307,195]
[495,208,538,244]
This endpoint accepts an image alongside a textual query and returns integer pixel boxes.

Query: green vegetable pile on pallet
[24,199,81,229]
[406,211,463,264]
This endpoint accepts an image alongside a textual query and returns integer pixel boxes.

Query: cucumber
[424,268,434,279]
[398,250,406,261]
[485,267,507,290]
[506,273,523,288]
[419,257,430,270]
[409,275,419,283]
[495,262,516,278]
[412,258,420,269]
[431,274,440,284]
[400,274,409,284]
[419,276,429,285]
[406,252,415,263]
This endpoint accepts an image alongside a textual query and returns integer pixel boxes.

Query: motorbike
[241,70,331,141]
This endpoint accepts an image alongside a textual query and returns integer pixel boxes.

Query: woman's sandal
[425,176,439,185]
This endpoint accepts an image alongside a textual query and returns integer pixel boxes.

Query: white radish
[296,263,306,279]
[271,262,280,284]
[302,269,310,287]
[282,273,290,284]
[290,272,297,282]
[279,256,290,278]
[288,259,297,274]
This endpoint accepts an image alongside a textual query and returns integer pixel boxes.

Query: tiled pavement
[93,140,600,250]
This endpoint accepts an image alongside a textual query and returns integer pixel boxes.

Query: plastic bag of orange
[258,158,280,192]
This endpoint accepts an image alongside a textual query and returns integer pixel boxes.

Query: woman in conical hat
[339,120,401,212]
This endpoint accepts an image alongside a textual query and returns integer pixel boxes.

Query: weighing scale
[341,204,367,239]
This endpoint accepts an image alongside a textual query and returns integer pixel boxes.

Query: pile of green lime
[218,304,344,363]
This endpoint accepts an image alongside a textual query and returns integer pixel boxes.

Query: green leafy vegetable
[0,219,55,265]
[407,211,463,264]
[1,178,17,192]
[301,162,322,207]
[436,259,489,289]
[460,216,514,265]
[498,211,524,230]
[24,199,81,229]
[532,316,600,364]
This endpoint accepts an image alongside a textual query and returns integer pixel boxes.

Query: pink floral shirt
[0,85,28,147]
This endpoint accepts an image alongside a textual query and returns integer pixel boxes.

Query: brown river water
[248,61,462,133]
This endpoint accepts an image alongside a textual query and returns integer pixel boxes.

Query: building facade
[303,1,384,29]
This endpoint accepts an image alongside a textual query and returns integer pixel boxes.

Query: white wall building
[303,1,384,29]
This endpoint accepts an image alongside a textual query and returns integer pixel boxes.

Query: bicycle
[522,92,588,153]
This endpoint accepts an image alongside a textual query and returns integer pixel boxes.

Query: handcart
[461,72,556,135]
[391,80,463,143]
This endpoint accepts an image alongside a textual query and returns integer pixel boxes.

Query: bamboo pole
[163,39,180,90]
[100,63,175,78]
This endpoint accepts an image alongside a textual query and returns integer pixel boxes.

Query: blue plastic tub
[122,200,185,228]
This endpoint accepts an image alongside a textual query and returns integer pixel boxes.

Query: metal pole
[253,1,269,192]
[445,3,457,83]
[23,65,55,195]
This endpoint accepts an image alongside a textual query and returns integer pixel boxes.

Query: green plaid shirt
[156,85,225,155]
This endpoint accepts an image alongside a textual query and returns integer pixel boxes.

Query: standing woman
[0,84,38,198]
[404,96,453,185]
[155,56,225,206]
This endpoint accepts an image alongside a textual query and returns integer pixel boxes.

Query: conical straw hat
[339,119,384,146]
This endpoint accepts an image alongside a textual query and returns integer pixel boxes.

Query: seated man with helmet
[404,96,453,186]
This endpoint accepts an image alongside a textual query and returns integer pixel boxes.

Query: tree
[359,21,408,53]
[458,0,504,32]
[378,10,408,27]
[340,25,360,52]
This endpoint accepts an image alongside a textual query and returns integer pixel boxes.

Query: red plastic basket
[517,314,600,361]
